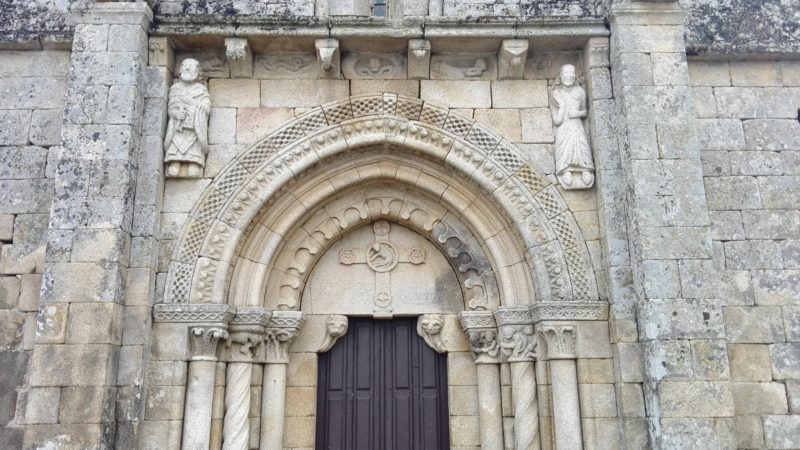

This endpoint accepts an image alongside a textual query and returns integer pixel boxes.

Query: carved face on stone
[560,64,576,87]
[421,315,444,335]
[326,316,348,337]
[179,58,201,83]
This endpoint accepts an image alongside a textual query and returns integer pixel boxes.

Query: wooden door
[315,317,450,450]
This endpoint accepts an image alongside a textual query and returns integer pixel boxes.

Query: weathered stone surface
[764,415,800,449]
[732,382,788,415]
[770,343,800,380]
[420,80,490,109]
[29,344,115,387]
[261,79,349,107]
[659,381,734,417]
[729,344,772,381]
[491,80,548,108]
[752,270,800,305]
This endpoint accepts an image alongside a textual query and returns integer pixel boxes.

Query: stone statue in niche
[550,64,595,190]
[165,58,211,178]
[417,314,445,353]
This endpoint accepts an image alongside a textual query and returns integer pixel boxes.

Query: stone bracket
[417,314,446,353]
[319,315,348,352]
[226,37,254,78]
[315,38,341,79]
[148,36,175,72]
[497,39,529,80]
[408,39,431,80]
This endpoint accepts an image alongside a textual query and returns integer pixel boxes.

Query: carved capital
[495,307,537,362]
[319,315,348,353]
[264,311,304,364]
[417,314,446,353]
[226,307,272,362]
[189,326,229,361]
[459,311,500,364]
[538,323,577,360]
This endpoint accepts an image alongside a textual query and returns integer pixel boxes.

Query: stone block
[117,344,145,386]
[758,175,800,209]
[236,107,295,145]
[208,79,260,108]
[732,382,788,415]
[730,61,780,86]
[659,381,734,417]
[743,119,800,151]
[163,179,211,213]
[784,306,800,341]
[491,80,548,108]
[0,110,31,146]
[734,415,764,448]
[703,176,761,210]
[743,210,800,240]
[724,240,783,270]
[286,352,317,387]
[715,87,800,119]
[0,276,20,309]
[420,80,490,109]
[449,415,480,446]
[638,299,725,341]
[108,24,148,54]
[25,387,60,424]
[350,79,419,98]
[0,51,70,78]
[71,228,130,263]
[578,383,617,417]
[285,387,316,417]
[59,386,115,423]
[0,78,65,110]
[0,388,14,426]
[753,270,800,305]
[24,423,113,450]
[694,119,746,151]
[642,339,693,381]
[677,259,720,299]
[0,350,28,388]
[447,352,478,385]
[659,418,718,449]
[70,51,142,87]
[36,303,68,344]
[141,420,183,450]
[261,79,349,107]
[635,259,680,299]
[449,385,478,416]
[473,109,520,142]
[616,343,644,382]
[656,123,701,160]
[691,339,730,381]
[619,383,646,417]
[724,306,784,343]
[145,385,185,420]
[146,360,187,386]
[283,416,315,448]
[728,150,785,176]
[770,343,800,379]
[575,321,613,358]
[29,344,115,387]
[651,52,689,86]
[208,108,236,145]
[691,87,717,118]
[29,109,62,146]
[688,61,730,86]
[764,415,800,449]
[787,380,800,414]
[143,66,171,99]
[520,108,554,143]
[637,226,712,259]
[619,85,693,124]
[0,309,25,349]
[150,323,188,361]
[41,262,125,304]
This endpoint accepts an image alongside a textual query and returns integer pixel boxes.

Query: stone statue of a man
[550,64,595,190]
[164,58,211,178]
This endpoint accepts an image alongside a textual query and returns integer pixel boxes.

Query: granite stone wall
[690,59,800,449]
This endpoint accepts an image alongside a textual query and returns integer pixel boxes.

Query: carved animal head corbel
[319,315,349,352]
[417,314,446,353]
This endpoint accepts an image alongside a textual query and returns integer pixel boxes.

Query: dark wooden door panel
[316,317,450,450]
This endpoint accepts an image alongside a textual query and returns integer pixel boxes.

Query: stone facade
[0,1,797,450]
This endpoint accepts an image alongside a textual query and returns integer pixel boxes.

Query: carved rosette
[459,311,501,364]
[264,311,304,364]
[494,306,537,363]
[319,315,348,353]
[189,326,229,361]
[538,323,577,360]
[227,307,272,362]
[417,314,446,353]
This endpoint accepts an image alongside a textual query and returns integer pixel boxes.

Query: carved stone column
[495,307,540,450]
[459,311,504,450]
[538,323,582,450]
[222,308,271,450]
[260,311,304,450]
[153,304,234,450]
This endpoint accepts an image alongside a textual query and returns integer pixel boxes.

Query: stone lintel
[69,2,153,28]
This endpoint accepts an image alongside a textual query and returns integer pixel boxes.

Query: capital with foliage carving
[189,326,229,361]
[264,311,304,364]
[494,306,537,363]
[459,311,501,364]
[537,323,577,360]
[225,307,272,362]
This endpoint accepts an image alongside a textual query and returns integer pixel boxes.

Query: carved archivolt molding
[162,93,600,315]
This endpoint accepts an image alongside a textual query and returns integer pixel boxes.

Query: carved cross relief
[338,220,426,316]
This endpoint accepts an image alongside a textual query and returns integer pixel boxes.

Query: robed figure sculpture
[165,58,211,178]
[550,64,595,190]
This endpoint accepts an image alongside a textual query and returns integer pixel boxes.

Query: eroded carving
[459,311,500,364]
[319,315,349,352]
[165,58,211,179]
[408,39,431,79]
[417,314,446,353]
[315,38,341,78]
[494,307,537,363]
[225,37,253,78]
[189,326,229,361]
[550,64,595,190]
[264,311,304,364]
[344,54,405,79]
[225,307,271,362]
[432,55,494,79]
[498,39,529,80]
[255,53,315,78]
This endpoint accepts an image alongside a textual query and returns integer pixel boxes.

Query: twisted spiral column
[222,362,252,450]
[510,361,540,450]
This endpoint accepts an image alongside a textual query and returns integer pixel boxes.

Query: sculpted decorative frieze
[319,315,348,352]
[531,301,608,322]
[431,54,497,79]
[264,311,304,364]
[343,54,406,79]
[255,53,316,79]
[153,303,235,324]
[459,311,501,364]
[417,314,446,353]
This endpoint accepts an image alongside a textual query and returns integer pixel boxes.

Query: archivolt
[163,93,599,308]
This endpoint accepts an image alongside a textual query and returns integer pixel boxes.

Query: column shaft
[510,361,540,450]
[183,360,218,450]
[260,363,288,450]
[222,362,253,450]
[550,359,582,450]
[477,364,505,450]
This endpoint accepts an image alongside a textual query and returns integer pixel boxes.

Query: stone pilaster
[25,3,152,449]
[459,311,504,450]
[609,1,733,447]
